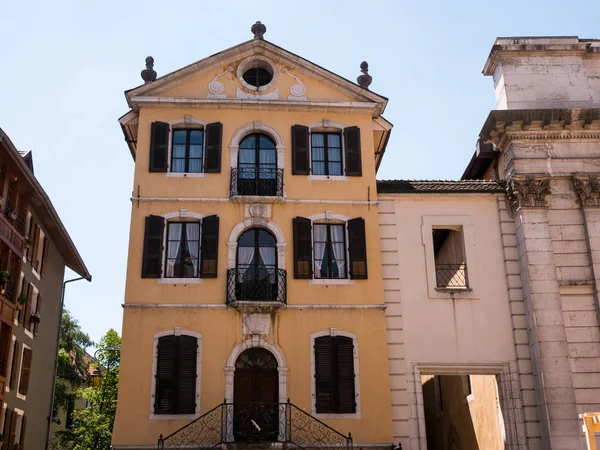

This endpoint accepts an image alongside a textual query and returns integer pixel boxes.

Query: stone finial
[141,56,157,83]
[506,176,551,214]
[357,61,372,89]
[251,21,266,40]
[573,176,600,207]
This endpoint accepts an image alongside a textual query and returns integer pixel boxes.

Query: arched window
[237,134,277,196]
[235,228,277,301]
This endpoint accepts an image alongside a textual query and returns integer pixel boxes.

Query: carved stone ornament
[141,56,157,83]
[251,21,266,39]
[281,68,306,100]
[357,61,372,89]
[572,176,600,207]
[208,66,234,98]
[506,176,551,213]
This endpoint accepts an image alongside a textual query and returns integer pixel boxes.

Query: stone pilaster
[507,176,581,449]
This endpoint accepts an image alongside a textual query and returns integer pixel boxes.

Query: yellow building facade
[112,24,393,449]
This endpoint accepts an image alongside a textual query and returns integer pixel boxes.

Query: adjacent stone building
[0,129,91,450]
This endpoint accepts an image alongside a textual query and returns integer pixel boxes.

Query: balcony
[226,268,286,312]
[230,168,284,201]
[435,263,469,289]
[0,210,25,256]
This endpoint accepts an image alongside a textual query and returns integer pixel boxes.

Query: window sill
[230,195,285,203]
[24,329,33,340]
[431,287,478,300]
[312,412,361,420]
[227,301,286,313]
[165,173,206,178]
[158,278,204,285]
[149,412,200,421]
[309,279,354,285]
[435,287,472,292]
[16,392,26,401]
[306,175,349,181]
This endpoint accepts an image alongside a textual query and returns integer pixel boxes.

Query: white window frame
[307,213,354,285]
[421,215,478,299]
[23,286,38,339]
[16,343,31,401]
[157,211,205,285]
[149,328,202,420]
[306,120,349,181]
[310,329,360,419]
[5,337,17,393]
[165,117,208,178]
[227,218,286,270]
[13,408,24,446]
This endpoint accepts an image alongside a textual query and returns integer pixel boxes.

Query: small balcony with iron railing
[226,267,286,312]
[229,168,284,201]
[158,401,352,450]
[435,263,469,289]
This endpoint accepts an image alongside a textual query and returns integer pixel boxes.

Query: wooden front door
[233,349,279,442]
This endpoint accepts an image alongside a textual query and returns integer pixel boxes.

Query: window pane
[173,130,187,144]
[238,230,255,247]
[189,144,202,158]
[240,136,256,149]
[313,162,326,175]
[259,136,275,149]
[171,159,186,173]
[172,144,186,158]
[166,224,183,277]
[239,148,255,165]
[328,147,341,162]
[188,159,202,173]
[312,134,325,147]
[327,134,341,147]
[258,230,276,246]
[259,149,276,165]
[189,130,203,144]
[328,162,342,176]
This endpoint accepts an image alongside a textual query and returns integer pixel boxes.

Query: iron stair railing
[158,400,352,450]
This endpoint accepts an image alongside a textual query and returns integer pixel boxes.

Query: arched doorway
[233,348,279,441]
[237,133,277,196]
[236,228,277,301]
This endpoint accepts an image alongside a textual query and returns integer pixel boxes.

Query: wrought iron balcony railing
[227,268,286,304]
[230,167,284,197]
[435,263,469,288]
[158,401,352,450]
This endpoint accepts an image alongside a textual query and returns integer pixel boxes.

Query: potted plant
[0,271,9,283]
[13,443,20,450]
[24,235,33,248]
[30,312,41,324]
[17,293,27,306]
[9,210,17,221]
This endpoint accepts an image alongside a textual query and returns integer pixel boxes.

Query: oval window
[242,67,273,87]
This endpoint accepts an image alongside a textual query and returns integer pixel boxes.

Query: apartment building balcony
[435,263,469,290]
[226,268,286,312]
[0,209,25,256]
[229,168,284,202]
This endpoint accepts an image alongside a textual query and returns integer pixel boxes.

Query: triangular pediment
[125,39,387,113]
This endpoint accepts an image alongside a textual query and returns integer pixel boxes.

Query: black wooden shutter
[9,342,19,389]
[293,217,312,279]
[343,126,362,176]
[149,122,169,172]
[347,217,368,279]
[155,336,176,414]
[142,215,165,278]
[177,336,197,414]
[19,347,32,395]
[292,125,310,175]
[335,336,356,413]
[204,122,223,173]
[314,336,334,413]
[200,215,219,278]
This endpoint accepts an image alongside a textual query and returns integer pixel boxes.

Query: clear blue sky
[1,0,599,343]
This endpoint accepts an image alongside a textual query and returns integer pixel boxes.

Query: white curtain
[259,150,276,179]
[313,225,327,277]
[186,223,200,276]
[237,247,255,280]
[166,224,182,277]
[330,225,346,278]
[259,246,276,280]
[239,149,255,179]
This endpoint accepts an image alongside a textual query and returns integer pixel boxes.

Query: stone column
[507,176,580,449]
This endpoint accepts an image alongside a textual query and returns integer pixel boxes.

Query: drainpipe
[45,274,92,450]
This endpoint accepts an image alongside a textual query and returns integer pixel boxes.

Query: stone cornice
[572,176,600,207]
[506,175,551,214]
[480,109,600,146]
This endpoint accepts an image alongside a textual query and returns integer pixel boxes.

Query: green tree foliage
[53,309,94,424]
[57,329,121,450]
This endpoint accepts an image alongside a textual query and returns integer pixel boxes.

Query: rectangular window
[311,133,342,176]
[9,340,19,389]
[432,227,468,289]
[18,347,32,395]
[314,336,356,414]
[165,222,201,278]
[171,129,203,173]
[0,323,11,377]
[313,224,347,279]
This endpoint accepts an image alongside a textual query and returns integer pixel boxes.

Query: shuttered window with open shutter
[292,125,310,175]
[34,294,42,336]
[314,336,356,414]
[293,217,312,279]
[23,285,33,330]
[149,122,169,172]
[204,122,223,173]
[19,347,32,395]
[343,126,362,176]
[9,341,19,389]
[142,216,165,278]
[200,215,219,278]
[155,335,197,415]
[347,217,368,279]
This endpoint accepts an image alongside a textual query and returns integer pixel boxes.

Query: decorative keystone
[357,61,372,89]
[573,176,600,207]
[251,21,266,40]
[141,56,157,83]
[506,176,551,214]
